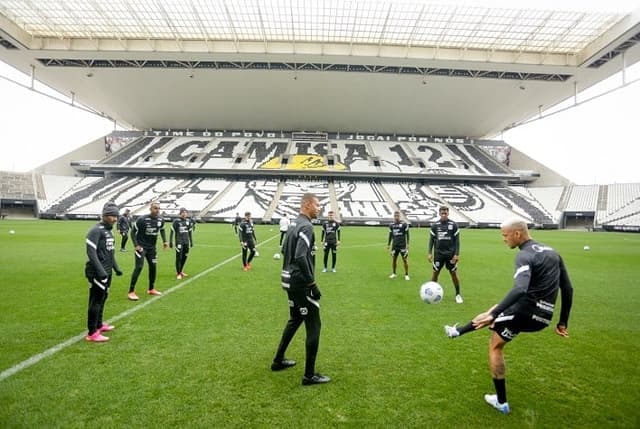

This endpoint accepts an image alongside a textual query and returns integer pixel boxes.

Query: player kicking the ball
[444,218,573,414]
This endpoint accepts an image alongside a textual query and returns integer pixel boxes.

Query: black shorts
[490,309,549,342]
[391,246,408,258]
[175,242,190,255]
[324,242,338,252]
[432,254,457,272]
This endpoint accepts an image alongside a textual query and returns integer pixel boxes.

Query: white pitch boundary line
[0,235,278,383]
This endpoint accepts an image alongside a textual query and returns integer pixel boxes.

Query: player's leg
[401,249,410,278]
[120,232,128,251]
[302,299,322,379]
[273,290,304,364]
[180,244,189,274]
[331,244,337,270]
[87,277,108,339]
[129,248,145,294]
[390,250,398,277]
[247,244,256,264]
[487,331,509,410]
[431,257,443,282]
[241,246,248,268]
[323,244,329,271]
[175,245,182,275]
[96,276,112,328]
[146,249,159,292]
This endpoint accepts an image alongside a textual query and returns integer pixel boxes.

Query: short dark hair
[244,211,251,216]
[439,206,449,212]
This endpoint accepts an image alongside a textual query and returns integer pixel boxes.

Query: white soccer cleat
[455,294,464,304]
[404,275,410,281]
[484,394,511,414]
[322,268,327,273]
[389,273,397,279]
[444,324,460,338]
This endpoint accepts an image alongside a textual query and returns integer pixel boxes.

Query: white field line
[0,234,278,383]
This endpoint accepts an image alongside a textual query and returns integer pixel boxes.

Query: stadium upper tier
[96,133,515,180]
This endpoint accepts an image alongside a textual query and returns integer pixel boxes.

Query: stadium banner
[138,129,475,144]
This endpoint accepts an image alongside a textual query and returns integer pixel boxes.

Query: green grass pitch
[0,220,638,428]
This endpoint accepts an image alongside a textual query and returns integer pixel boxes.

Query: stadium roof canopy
[0,0,639,138]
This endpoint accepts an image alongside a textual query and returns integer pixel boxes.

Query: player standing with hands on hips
[387,211,410,280]
[127,201,168,300]
[444,218,573,414]
[428,206,463,303]
[170,207,194,280]
[84,202,123,342]
[271,192,330,385]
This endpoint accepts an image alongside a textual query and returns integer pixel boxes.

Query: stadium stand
[30,130,640,229]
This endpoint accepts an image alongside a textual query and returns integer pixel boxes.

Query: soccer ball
[8,230,15,234]
[419,281,443,304]
[273,253,281,260]
[583,245,590,251]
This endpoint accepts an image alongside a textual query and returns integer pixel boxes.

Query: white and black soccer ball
[273,252,281,260]
[419,281,443,304]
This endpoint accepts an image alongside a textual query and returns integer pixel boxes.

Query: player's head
[124,208,130,215]
[300,192,320,220]
[179,207,188,218]
[439,206,449,220]
[393,211,401,222]
[101,201,119,225]
[328,210,334,220]
[500,218,530,249]
[244,211,251,220]
[149,202,160,217]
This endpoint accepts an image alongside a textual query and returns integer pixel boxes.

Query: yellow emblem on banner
[260,154,347,171]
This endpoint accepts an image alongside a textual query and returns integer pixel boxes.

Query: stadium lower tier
[37,175,640,228]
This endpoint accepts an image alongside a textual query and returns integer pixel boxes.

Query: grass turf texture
[0,220,638,428]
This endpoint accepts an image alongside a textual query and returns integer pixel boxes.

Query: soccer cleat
[271,359,296,371]
[99,323,115,332]
[484,394,511,414]
[302,373,331,386]
[389,273,397,279]
[247,263,251,269]
[243,265,249,272]
[85,331,109,342]
[147,288,163,296]
[456,294,464,304]
[180,272,188,277]
[127,292,139,301]
[444,324,460,338]
[322,268,327,273]
[332,268,336,273]
[405,275,410,281]
[177,273,183,280]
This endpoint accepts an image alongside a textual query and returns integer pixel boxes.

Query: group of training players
[84,202,195,342]
[84,197,573,414]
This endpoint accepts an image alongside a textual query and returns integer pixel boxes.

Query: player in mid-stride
[84,202,123,342]
[238,211,257,271]
[128,201,168,300]
[428,206,463,303]
[387,211,410,280]
[444,218,573,414]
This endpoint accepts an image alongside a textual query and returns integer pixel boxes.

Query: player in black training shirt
[238,211,257,271]
[387,211,410,280]
[428,206,463,303]
[84,202,123,342]
[233,212,242,234]
[117,208,131,251]
[170,207,194,280]
[321,210,341,273]
[444,218,573,414]
[128,202,168,300]
[272,193,330,386]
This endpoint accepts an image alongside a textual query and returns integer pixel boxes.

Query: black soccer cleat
[271,359,296,371]
[302,373,331,386]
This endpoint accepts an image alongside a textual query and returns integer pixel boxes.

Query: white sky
[1,56,640,185]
